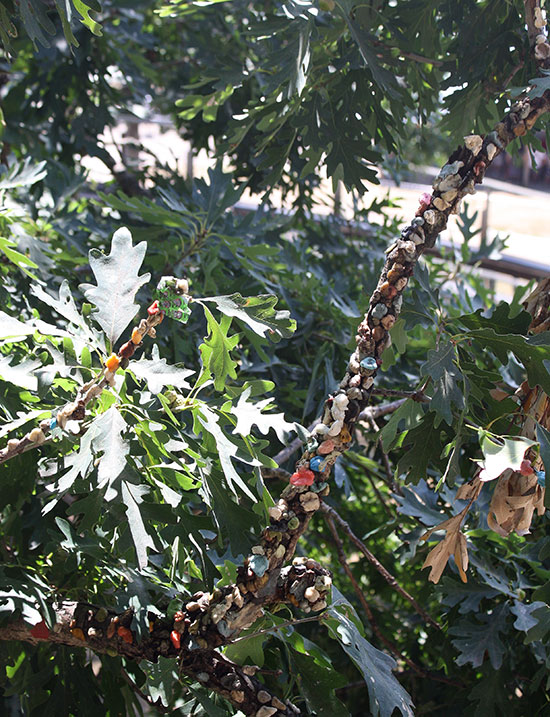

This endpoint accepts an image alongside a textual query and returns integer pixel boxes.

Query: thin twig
[326,516,464,688]
[378,438,401,495]
[365,472,394,516]
[320,503,442,631]
[368,388,429,402]
[227,614,324,644]
[325,515,424,673]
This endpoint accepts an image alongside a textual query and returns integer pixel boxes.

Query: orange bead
[105,354,120,372]
[117,626,133,644]
[71,627,86,641]
[131,327,143,345]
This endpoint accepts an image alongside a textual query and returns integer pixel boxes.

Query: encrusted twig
[0,296,168,465]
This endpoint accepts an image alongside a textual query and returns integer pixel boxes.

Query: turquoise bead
[249,554,269,577]
[360,357,377,371]
[309,455,324,472]
[535,470,546,487]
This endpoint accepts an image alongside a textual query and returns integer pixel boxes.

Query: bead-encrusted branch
[290,91,550,489]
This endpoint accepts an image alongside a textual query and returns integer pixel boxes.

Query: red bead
[30,620,49,640]
[147,301,160,316]
[170,630,181,649]
[290,469,315,486]
[117,626,133,644]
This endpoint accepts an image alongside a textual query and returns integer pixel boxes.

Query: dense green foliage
[2,1,550,715]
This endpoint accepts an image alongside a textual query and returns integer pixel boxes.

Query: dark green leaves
[199,307,239,392]
[81,228,150,346]
[463,329,550,394]
[397,413,446,484]
[449,605,509,669]
[336,0,401,98]
[121,479,154,570]
[421,342,464,426]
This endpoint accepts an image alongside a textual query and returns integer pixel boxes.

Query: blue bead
[360,357,377,372]
[50,417,57,429]
[535,470,546,487]
[309,455,324,472]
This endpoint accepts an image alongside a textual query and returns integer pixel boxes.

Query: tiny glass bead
[309,456,324,472]
[360,357,377,372]
[147,300,160,316]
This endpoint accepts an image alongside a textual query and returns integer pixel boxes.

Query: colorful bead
[464,135,483,156]
[30,620,50,639]
[147,300,160,316]
[536,470,546,487]
[318,439,335,455]
[309,456,324,472]
[519,459,534,476]
[339,426,352,443]
[170,630,181,649]
[372,303,387,319]
[417,192,432,215]
[71,627,86,641]
[131,327,143,345]
[105,353,120,372]
[249,554,269,577]
[473,160,486,178]
[290,469,315,486]
[117,626,133,644]
[360,357,377,372]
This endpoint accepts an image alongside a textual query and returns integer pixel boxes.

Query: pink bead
[519,459,534,476]
[318,439,335,455]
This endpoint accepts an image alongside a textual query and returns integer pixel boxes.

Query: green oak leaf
[199,306,239,391]
[326,589,414,717]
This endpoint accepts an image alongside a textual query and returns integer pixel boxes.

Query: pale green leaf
[478,432,536,482]
[231,386,296,443]
[129,344,194,394]
[81,227,150,345]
